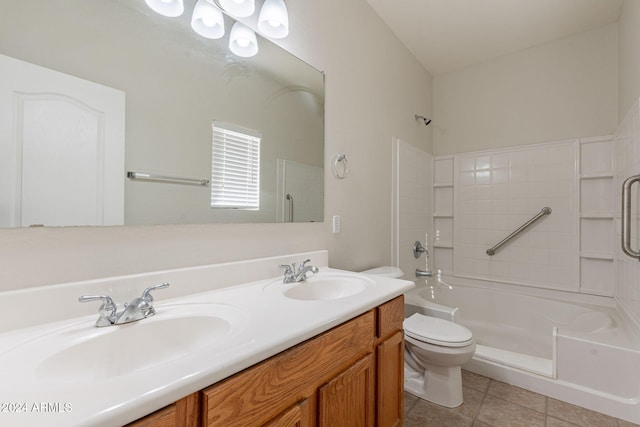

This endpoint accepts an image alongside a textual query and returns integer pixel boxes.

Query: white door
[0,54,125,227]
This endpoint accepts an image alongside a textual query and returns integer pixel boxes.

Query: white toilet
[361,266,476,408]
[403,313,475,407]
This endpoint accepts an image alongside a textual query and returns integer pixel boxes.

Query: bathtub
[404,275,640,424]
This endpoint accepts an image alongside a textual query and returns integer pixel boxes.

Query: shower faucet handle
[413,241,428,259]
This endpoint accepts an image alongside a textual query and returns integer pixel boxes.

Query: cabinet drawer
[376,295,404,339]
[201,310,375,426]
[126,393,199,427]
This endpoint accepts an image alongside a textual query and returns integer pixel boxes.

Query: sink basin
[5,303,248,383]
[274,273,374,301]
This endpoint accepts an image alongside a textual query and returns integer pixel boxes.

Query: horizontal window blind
[211,122,260,209]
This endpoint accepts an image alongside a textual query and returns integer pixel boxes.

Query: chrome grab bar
[486,207,552,256]
[622,174,640,260]
[127,171,209,186]
[286,193,294,222]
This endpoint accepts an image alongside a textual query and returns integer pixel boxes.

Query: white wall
[284,1,434,271]
[0,0,433,291]
[619,0,640,119]
[433,23,618,155]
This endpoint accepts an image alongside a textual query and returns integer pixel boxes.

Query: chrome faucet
[79,283,169,327]
[415,268,433,278]
[414,239,433,278]
[77,295,118,327]
[279,259,319,283]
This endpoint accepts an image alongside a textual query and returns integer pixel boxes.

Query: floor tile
[403,371,636,427]
[487,380,547,413]
[546,417,580,427]
[405,396,474,427]
[463,370,491,393]
[404,392,419,417]
[546,399,617,427]
[458,387,485,419]
[476,395,545,427]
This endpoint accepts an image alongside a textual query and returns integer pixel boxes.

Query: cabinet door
[318,354,374,427]
[201,311,374,427]
[125,393,199,427]
[377,296,404,340]
[263,399,310,427]
[376,331,404,427]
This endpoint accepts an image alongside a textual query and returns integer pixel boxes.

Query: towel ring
[332,153,349,179]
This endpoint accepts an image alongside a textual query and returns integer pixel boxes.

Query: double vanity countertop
[0,250,413,427]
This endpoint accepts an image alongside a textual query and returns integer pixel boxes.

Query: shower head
[414,114,431,126]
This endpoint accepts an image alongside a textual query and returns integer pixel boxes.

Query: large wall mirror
[0,0,324,227]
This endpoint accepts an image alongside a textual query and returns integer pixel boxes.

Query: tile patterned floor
[403,370,640,427]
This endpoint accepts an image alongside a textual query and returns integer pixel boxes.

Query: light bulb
[229,21,258,57]
[145,0,184,17]
[258,0,289,39]
[219,0,255,18]
[191,0,225,39]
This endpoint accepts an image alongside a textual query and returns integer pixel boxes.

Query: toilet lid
[404,313,473,347]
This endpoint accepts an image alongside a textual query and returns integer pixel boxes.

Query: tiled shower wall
[615,98,640,325]
[433,136,616,296]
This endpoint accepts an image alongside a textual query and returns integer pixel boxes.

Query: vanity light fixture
[191,0,225,39]
[229,21,259,57]
[146,0,290,58]
[219,0,255,18]
[257,0,289,39]
[145,0,185,17]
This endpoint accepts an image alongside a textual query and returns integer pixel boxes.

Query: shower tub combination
[405,276,640,424]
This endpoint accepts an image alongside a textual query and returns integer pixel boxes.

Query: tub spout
[415,268,433,278]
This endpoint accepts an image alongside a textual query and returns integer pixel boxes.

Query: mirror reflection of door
[277,159,323,223]
[0,54,125,227]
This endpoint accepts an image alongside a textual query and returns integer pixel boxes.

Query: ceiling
[365,0,624,76]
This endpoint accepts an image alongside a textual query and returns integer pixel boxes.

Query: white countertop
[0,253,413,427]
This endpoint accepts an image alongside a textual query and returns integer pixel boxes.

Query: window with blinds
[210,122,261,209]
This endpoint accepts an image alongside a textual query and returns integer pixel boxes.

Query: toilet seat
[404,313,473,348]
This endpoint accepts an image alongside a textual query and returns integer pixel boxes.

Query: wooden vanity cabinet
[375,296,405,427]
[125,392,199,427]
[129,295,404,427]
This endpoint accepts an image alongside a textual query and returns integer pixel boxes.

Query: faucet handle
[79,294,116,307]
[413,241,428,259]
[279,264,296,283]
[78,295,117,327]
[279,264,293,274]
[140,282,170,302]
[298,259,311,271]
